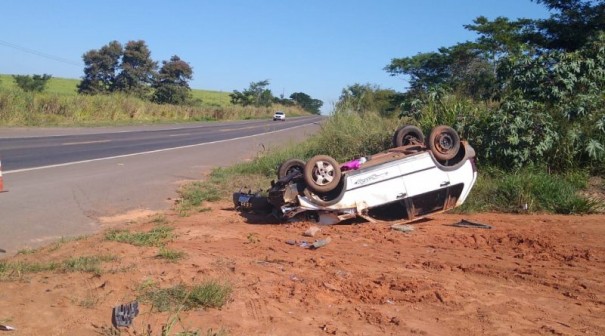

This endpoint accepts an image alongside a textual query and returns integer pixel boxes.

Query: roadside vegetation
[178,111,603,215]
[138,281,232,312]
[176,0,604,216]
[0,255,116,280]
[0,38,321,126]
[0,76,309,126]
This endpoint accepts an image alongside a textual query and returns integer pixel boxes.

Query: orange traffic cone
[0,160,6,193]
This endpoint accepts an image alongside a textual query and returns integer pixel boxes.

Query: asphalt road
[0,116,323,255]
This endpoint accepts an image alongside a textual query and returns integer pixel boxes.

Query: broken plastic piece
[340,157,367,171]
[112,301,139,328]
[0,324,15,331]
[391,224,414,233]
[303,226,321,237]
[452,219,492,229]
[311,237,332,249]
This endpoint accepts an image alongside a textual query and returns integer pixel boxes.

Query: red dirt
[1,203,604,335]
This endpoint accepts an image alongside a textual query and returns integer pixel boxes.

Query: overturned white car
[234,125,477,224]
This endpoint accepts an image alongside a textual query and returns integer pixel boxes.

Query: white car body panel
[294,147,477,221]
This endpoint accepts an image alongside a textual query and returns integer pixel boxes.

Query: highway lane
[0,116,323,171]
[0,116,323,255]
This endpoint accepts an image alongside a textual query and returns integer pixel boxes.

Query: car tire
[392,125,424,147]
[428,125,460,161]
[277,159,306,179]
[304,155,342,193]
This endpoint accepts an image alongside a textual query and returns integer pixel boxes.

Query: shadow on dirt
[221,207,282,225]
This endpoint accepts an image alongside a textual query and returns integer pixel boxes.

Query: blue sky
[0,0,551,113]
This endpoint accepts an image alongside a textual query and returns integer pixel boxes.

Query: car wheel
[277,159,305,179]
[392,125,424,147]
[428,125,460,161]
[304,155,342,193]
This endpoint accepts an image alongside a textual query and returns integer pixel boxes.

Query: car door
[400,153,450,197]
[400,153,450,216]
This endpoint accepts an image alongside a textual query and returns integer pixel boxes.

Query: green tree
[152,55,193,105]
[78,41,122,94]
[230,80,274,107]
[495,33,605,169]
[385,43,498,100]
[383,0,605,172]
[273,94,295,106]
[531,0,605,51]
[464,16,537,58]
[385,52,449,93]
[336,83,399,116]
[113,40,158,98]
[289,92,323,114]
[12,74,52,92]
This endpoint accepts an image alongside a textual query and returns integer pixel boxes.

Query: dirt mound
[1,204,604,335]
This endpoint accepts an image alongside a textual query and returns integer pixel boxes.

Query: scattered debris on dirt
[451,219,493,229]
[112,301,139,328]
[391,223,415,233]
[303,226,321,237]
[0,324,15,331]
[0,201,604,335]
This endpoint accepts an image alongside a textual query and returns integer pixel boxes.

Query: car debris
[234,125,478,225]
[0,324,15,331]
[112,301,139,328]
[391,224,415,233]
[452,219,492,229]
[284,237,331,249]
[303,226,321,237]
[311,237,332,249]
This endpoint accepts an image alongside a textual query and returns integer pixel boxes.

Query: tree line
[5,40,323,114]
[336,0,604,172]
[229,79,323,114]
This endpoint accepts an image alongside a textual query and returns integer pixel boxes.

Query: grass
[0,255,116,279]
[151,214,169,225]
[138,281,232,312]
[15,235,88,255]
[0,74,310,126]
[0,75,231,106]
[156,248,186,262]
[458,167,598,214]
[105,225,174,247]
[62,255,117,274]
[0,75,78,95]
[176,181,221,216]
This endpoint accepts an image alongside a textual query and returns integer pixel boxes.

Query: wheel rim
[435,133,454,154]
[312,160,336,186]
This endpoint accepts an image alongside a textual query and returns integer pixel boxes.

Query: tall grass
[0,89,308,126]
[0,75,310,126]
[458,167,598,214]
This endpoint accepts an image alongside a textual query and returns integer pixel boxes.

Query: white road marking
[5,123,314,174]
[168,133,191,137]
[62,140,111,145]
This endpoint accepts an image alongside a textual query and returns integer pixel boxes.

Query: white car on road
[273,111,286,121]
